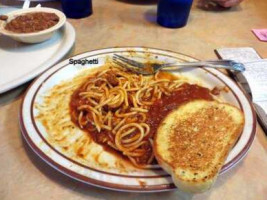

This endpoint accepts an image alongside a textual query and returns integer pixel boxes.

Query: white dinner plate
[0,7,75,93]
[20,47,256,192]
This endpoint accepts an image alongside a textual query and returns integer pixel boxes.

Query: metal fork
[113,54,245,75]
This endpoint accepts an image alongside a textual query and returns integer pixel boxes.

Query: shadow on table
[22,136,243,200]
[0,82,29,106]
[256,123,267,153]
[144,9,157,25]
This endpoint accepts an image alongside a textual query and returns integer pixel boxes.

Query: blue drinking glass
[61,0,93,19]
[157,0,193,28]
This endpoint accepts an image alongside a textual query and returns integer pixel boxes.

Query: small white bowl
[0,7,66,43]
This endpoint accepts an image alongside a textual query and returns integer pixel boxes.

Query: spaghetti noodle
[70,66,188,168]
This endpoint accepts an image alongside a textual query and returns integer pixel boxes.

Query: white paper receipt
[243,61,267,101]
[216,47,267,132]
[216,47,261,62]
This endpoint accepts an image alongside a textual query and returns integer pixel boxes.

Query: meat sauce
[5,12,59,33]
[146,83,213,138]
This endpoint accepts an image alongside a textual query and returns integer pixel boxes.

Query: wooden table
[0,0,267,199]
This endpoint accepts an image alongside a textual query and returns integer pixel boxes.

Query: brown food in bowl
[5,12,59,33]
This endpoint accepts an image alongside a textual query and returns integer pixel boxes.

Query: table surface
[0,0,267,200]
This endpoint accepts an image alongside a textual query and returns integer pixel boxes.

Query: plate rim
[0,21,76,94]
[19,46,256,192]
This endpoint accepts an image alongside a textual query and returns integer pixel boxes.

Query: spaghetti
[70,66,187,168]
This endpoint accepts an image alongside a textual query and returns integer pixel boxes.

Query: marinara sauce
[146,83,213,138]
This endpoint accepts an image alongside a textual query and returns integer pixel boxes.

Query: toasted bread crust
[154,100,244,193]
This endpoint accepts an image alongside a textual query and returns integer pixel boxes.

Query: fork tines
[112,59,130,69]
[113,54,144,68]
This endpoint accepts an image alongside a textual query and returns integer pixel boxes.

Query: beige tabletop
[0,0,267,199]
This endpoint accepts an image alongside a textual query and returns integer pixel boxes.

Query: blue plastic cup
[61,0,93,19]
[157,0,193,28]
